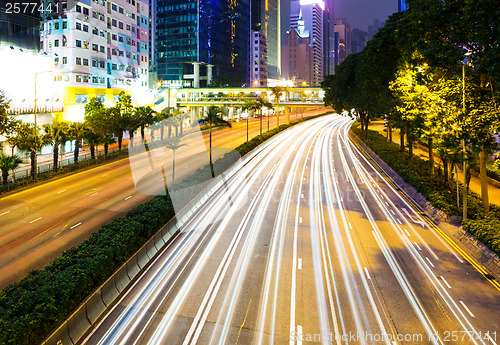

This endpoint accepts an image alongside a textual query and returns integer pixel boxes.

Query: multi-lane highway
[83,114,499,345]
[0,110,320,289]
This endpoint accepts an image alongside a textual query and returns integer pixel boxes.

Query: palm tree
[271,86,288,127]
[43,119,70,172]
[206,106,231,177]
[101,134,116,157]
[135,106,156,142]
[242,100,257,142]
[69,122,88,164]
[0,154,21,184]
[14,123,49,181]
[84,129,100,159]
[164,136,188,193]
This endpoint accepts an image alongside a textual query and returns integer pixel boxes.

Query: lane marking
[298,258,302,270]
[390,209,395,215]
[385,202,389,207]
[158,178,164,182]
[440,276,452,289]
[90,192,98,197]
[425,257,435,268]
[364,267,371,280]
[235,299,252,345]
[405,230,411,237]
[459,301,475,317]
[414,242,422,250]
[125,196,132,200]
[396,218,402,225]
[57,190,66,194]
[70,222,82,229]
[299,217,302,224]
[0,211,11,217]
[101,173,108,177]
[301,194,304,199]
[348,222,352,230]
[297,325,303,345]
[340,197,343,202]
[29,217,42,224]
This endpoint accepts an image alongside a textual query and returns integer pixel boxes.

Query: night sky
[334,0,398,30]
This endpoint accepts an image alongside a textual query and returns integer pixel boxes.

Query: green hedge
[352,124,500,257]
[462,219,500,255]
[0,111,330,345]
[0,195,174,345]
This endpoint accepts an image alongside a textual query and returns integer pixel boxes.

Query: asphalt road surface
[0,110,323,289]
[83,114,499,345]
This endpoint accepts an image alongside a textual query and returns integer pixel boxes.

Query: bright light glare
[300,0,325,10]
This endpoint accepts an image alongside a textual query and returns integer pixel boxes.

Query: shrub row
[0,111,330,345]
[352,125,500,257]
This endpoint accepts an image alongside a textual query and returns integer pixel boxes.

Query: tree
[0,90,11,136]
[110,92,134,151]
[205,106,231,177]
[0,154,21,184]
[84,96,109,157]
[14,123,49,181]
[69,122,88,164]
[43,119,70,172]
[84,129,100,160]
[135,106,156,142]
[270,86,287,127]
[164,136,188,193]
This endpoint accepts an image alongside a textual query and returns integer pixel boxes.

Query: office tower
[322,0,334,76]
[367,18,384,40]
[290,0,323,86]
[351,28,367,54]
[333,18,350,65]
[251,0,280,80]
[250,31,268,86]
[40,0,150,91]
[398,0,408,12]
[0,1,40,51]
[156,0,250,87]
[281,28,312,85]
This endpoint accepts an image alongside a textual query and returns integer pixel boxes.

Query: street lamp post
[461,54,470,220]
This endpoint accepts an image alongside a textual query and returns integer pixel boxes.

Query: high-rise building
[334,17,350,65]
[251,0,280,83]
[250,31,268,86]
[281,28,311,85]
[398,0,408,12]
[367,18,384,40]
[351,28,367,54]
[0,0,40,51]
[156,0,250,87]
[290,0,323,86]
[322,0,334,76]
[40,0,150,91]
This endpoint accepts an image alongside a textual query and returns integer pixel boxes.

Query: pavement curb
[350,130,500,280]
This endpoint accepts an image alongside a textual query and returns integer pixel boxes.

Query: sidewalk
[369,120,500,206]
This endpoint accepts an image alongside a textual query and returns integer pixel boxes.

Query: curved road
[83,115,499,345]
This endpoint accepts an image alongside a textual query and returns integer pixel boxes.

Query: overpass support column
[192,62,200,88]
[285,107,290,124]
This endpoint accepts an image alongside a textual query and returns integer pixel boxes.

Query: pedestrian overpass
[153,86,325,122]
